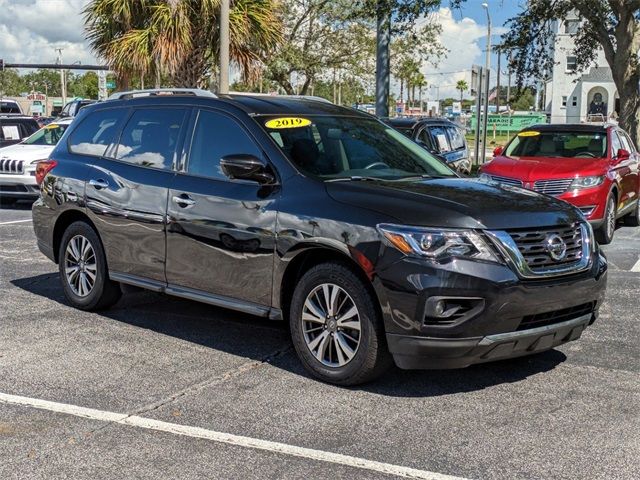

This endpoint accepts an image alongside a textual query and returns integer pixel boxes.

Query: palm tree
[456,79,468,102]
[84,0,282,89]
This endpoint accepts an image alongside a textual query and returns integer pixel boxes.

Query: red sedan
[479,124,640,244]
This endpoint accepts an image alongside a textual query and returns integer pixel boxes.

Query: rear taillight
[35,160,57,186]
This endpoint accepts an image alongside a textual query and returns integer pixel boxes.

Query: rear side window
[1,102,21,114]
[114,108,187,170]
[187,109,262,180]
[68,108,127,156]
[416,128,435,150]
[428,125,452,152]
[446,126,465,150]
[618,131,635,153]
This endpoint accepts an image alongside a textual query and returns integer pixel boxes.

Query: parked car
[1,100,23,114]
[0,115,39,148]
[32,89,607,385]
[0,118,73,205]
[59,99,97,118]
[384,117,471,174]
[479,124,640,244]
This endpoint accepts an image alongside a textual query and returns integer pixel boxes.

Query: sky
[0,0,524,99]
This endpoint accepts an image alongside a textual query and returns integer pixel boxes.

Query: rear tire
[58,221,121,311]
[289,262,392,385]
[595,195,617,244]
[624,199,640,227]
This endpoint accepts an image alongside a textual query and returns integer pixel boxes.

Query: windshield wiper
[325,176,381,182]
[394,174,452,181]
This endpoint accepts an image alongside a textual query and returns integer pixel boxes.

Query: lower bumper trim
[387,313,593,370]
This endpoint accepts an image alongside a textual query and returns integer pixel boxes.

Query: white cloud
[400,7,507,101]
[0,0,97,66]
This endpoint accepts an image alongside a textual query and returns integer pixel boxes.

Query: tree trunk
[617,78,640,146]
[399,78,404,109]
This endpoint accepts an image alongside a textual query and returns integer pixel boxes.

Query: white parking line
[631,258,640,273]
[0,219,32,225]
[0,391,466,480]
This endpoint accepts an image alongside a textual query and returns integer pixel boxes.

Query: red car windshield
[505,131,608,159]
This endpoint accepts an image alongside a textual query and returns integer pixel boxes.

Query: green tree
[501,1,640,143]
[84,0,282,89]
[456,79,468,101]
[264,0,375,96]
[0,69,27,96]
[68,72,100,98]
[511,88,535,111]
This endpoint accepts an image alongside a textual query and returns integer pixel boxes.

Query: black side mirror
[220,154,275,184]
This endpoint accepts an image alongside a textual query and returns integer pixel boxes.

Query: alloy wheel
[606,198,616,239]
[301,283,361,367]
[64,235,97,297]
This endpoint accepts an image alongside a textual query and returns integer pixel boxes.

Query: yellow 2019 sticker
[518,130,540,137]
[44,123,59,129]
[265,117,312,129]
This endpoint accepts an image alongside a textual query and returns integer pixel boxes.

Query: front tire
[595,195,617,244]
[289,262,392,385]
[58,221,121,311]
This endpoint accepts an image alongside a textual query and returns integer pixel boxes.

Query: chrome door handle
[89,179,109,189]
[172,195,195,207]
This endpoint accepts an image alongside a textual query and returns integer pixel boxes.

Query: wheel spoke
[66,266,80,282]
[303,298,326,323]
[333,335,347,365]
[335,332,356,364]
[321,284,332,316]
[314,331,331,361]
[336,305,358,323]
[70,238,81,261]
[337,319,360,331]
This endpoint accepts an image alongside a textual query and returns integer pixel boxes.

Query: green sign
[471,113,547,133]
[106,81,116,89]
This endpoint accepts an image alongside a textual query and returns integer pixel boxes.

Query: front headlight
[377,224,500,263]
[570,176,604,189]
[28,159,49,169]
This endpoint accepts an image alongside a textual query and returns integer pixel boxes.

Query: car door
[616,129,640,210]
[83,106,189,284]
[609,129,636,212]
[165,108,278,310]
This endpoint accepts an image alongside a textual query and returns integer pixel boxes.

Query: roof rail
[108,88,217,100]
[227,92,333,104]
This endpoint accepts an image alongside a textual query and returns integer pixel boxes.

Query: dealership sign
[470,113,547,133]
[27,93,46,101]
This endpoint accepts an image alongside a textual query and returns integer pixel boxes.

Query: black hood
[325,177,582,230]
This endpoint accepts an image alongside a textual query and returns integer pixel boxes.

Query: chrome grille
[0,159,25,174]
[533,178,573,196]
[507,223,583,271]
[490,175,523,188]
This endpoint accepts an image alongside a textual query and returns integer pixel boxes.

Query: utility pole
[496,48,501,113]
[218,0,230,94]
[56,48,67,105]
[481,3,491,165]
[375,2,391,117]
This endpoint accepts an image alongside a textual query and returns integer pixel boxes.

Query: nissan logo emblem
[545,233,567,261]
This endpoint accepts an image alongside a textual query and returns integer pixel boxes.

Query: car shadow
[12,273,567,397]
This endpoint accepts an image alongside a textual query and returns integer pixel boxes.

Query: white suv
[0,118,73,205]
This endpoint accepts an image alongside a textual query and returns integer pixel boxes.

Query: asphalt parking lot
[1,201,638,480]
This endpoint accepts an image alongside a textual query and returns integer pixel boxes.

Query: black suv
[384,117,470,174]
[59,99,97,118]
[32,89,607,385]
[0,115,39,148]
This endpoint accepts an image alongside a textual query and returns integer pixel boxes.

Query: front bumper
[388,313,592,369]
[373,246,607,370]
[0,172,39,199]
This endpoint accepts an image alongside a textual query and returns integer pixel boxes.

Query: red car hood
[483,155,608,180]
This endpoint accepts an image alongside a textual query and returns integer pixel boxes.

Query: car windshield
[505,131,607,158]
[22,123,69,146]
[258,115,455,180]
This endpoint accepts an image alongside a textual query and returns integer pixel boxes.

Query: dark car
[0,115,40,148]
[480,123,640,244]
[58,99,97,118]
[385,117,471,174]
[32,89,607,385]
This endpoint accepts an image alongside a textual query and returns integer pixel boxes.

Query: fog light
[424,296,485,326]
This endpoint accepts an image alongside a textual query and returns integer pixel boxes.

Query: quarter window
[115,108,187,170]
[187,109,262,180]
[68,108,127,157]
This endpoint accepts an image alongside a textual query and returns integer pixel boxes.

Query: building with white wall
[544,15,618,124]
